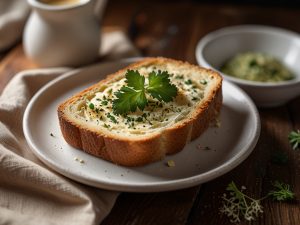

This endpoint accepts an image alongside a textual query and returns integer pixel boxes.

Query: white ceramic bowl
[196,25,300,107]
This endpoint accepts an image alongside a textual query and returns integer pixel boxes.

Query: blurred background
[103,0,300,62]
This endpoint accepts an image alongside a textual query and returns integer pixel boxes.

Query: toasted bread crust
[58,57,222,166]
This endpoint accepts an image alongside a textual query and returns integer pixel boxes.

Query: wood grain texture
[1,1,300,224]
[103,187,200,225]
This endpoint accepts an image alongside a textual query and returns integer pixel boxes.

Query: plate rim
[23,58,261,192]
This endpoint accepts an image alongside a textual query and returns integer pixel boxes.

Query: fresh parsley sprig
[268,181,294,201]
[113,70,177,115]
[220,181,263,223]
[288,130,300,150]
[220,181,295,223]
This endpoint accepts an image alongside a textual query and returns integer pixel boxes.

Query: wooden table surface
[1,1,300,224]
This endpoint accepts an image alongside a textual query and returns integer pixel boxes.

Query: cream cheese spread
[75,65,208,135]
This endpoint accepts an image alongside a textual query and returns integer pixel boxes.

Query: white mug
[23,0,107,67]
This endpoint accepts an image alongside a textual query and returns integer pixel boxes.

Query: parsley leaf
[126,70,145,90]
[113,70,177,115]
[147,71,178,102]
[113,86,147,115]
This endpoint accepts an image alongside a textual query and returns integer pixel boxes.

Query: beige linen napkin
[0,31,139,225]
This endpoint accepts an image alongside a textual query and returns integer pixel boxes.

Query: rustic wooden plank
[256,108,300,225]
[288,97,300,130]
[286,96,300,223]
[102,187,200,225]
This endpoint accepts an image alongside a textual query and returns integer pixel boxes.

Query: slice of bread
[58,57,222,166]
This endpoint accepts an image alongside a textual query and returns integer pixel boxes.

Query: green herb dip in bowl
[196,25,300,107]
[221,52,294,82]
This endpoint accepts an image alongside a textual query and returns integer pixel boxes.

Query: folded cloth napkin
[0,30,139,225]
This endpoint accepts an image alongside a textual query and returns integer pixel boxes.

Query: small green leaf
[125,70,145,90]
[200,79,207,85]
[147,70,177,102]
[102,100,108,106]
[184,79,192,85]
[113,86,147,115]
[136,117,143,122]
[89,103,94,109]
[175,75,184,79]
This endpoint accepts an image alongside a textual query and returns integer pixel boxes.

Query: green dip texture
[221,52,294,82]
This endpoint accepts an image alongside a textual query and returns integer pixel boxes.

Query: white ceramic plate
[23,58,260,192]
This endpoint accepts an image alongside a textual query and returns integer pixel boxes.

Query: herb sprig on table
[268,181,295,201]
[288,130,300,150]
[220,181,295,223]
[219,126,299,223]
[220,181,263,223]
[113,70,178,115]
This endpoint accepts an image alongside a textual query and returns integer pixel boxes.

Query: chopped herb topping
[81,65,207,134]
[175,75,184,79]
[89,103,95,110]
[136,117,143,122]
[107,113,118,124]
[184,79,192,85]
[200,80,207,85]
